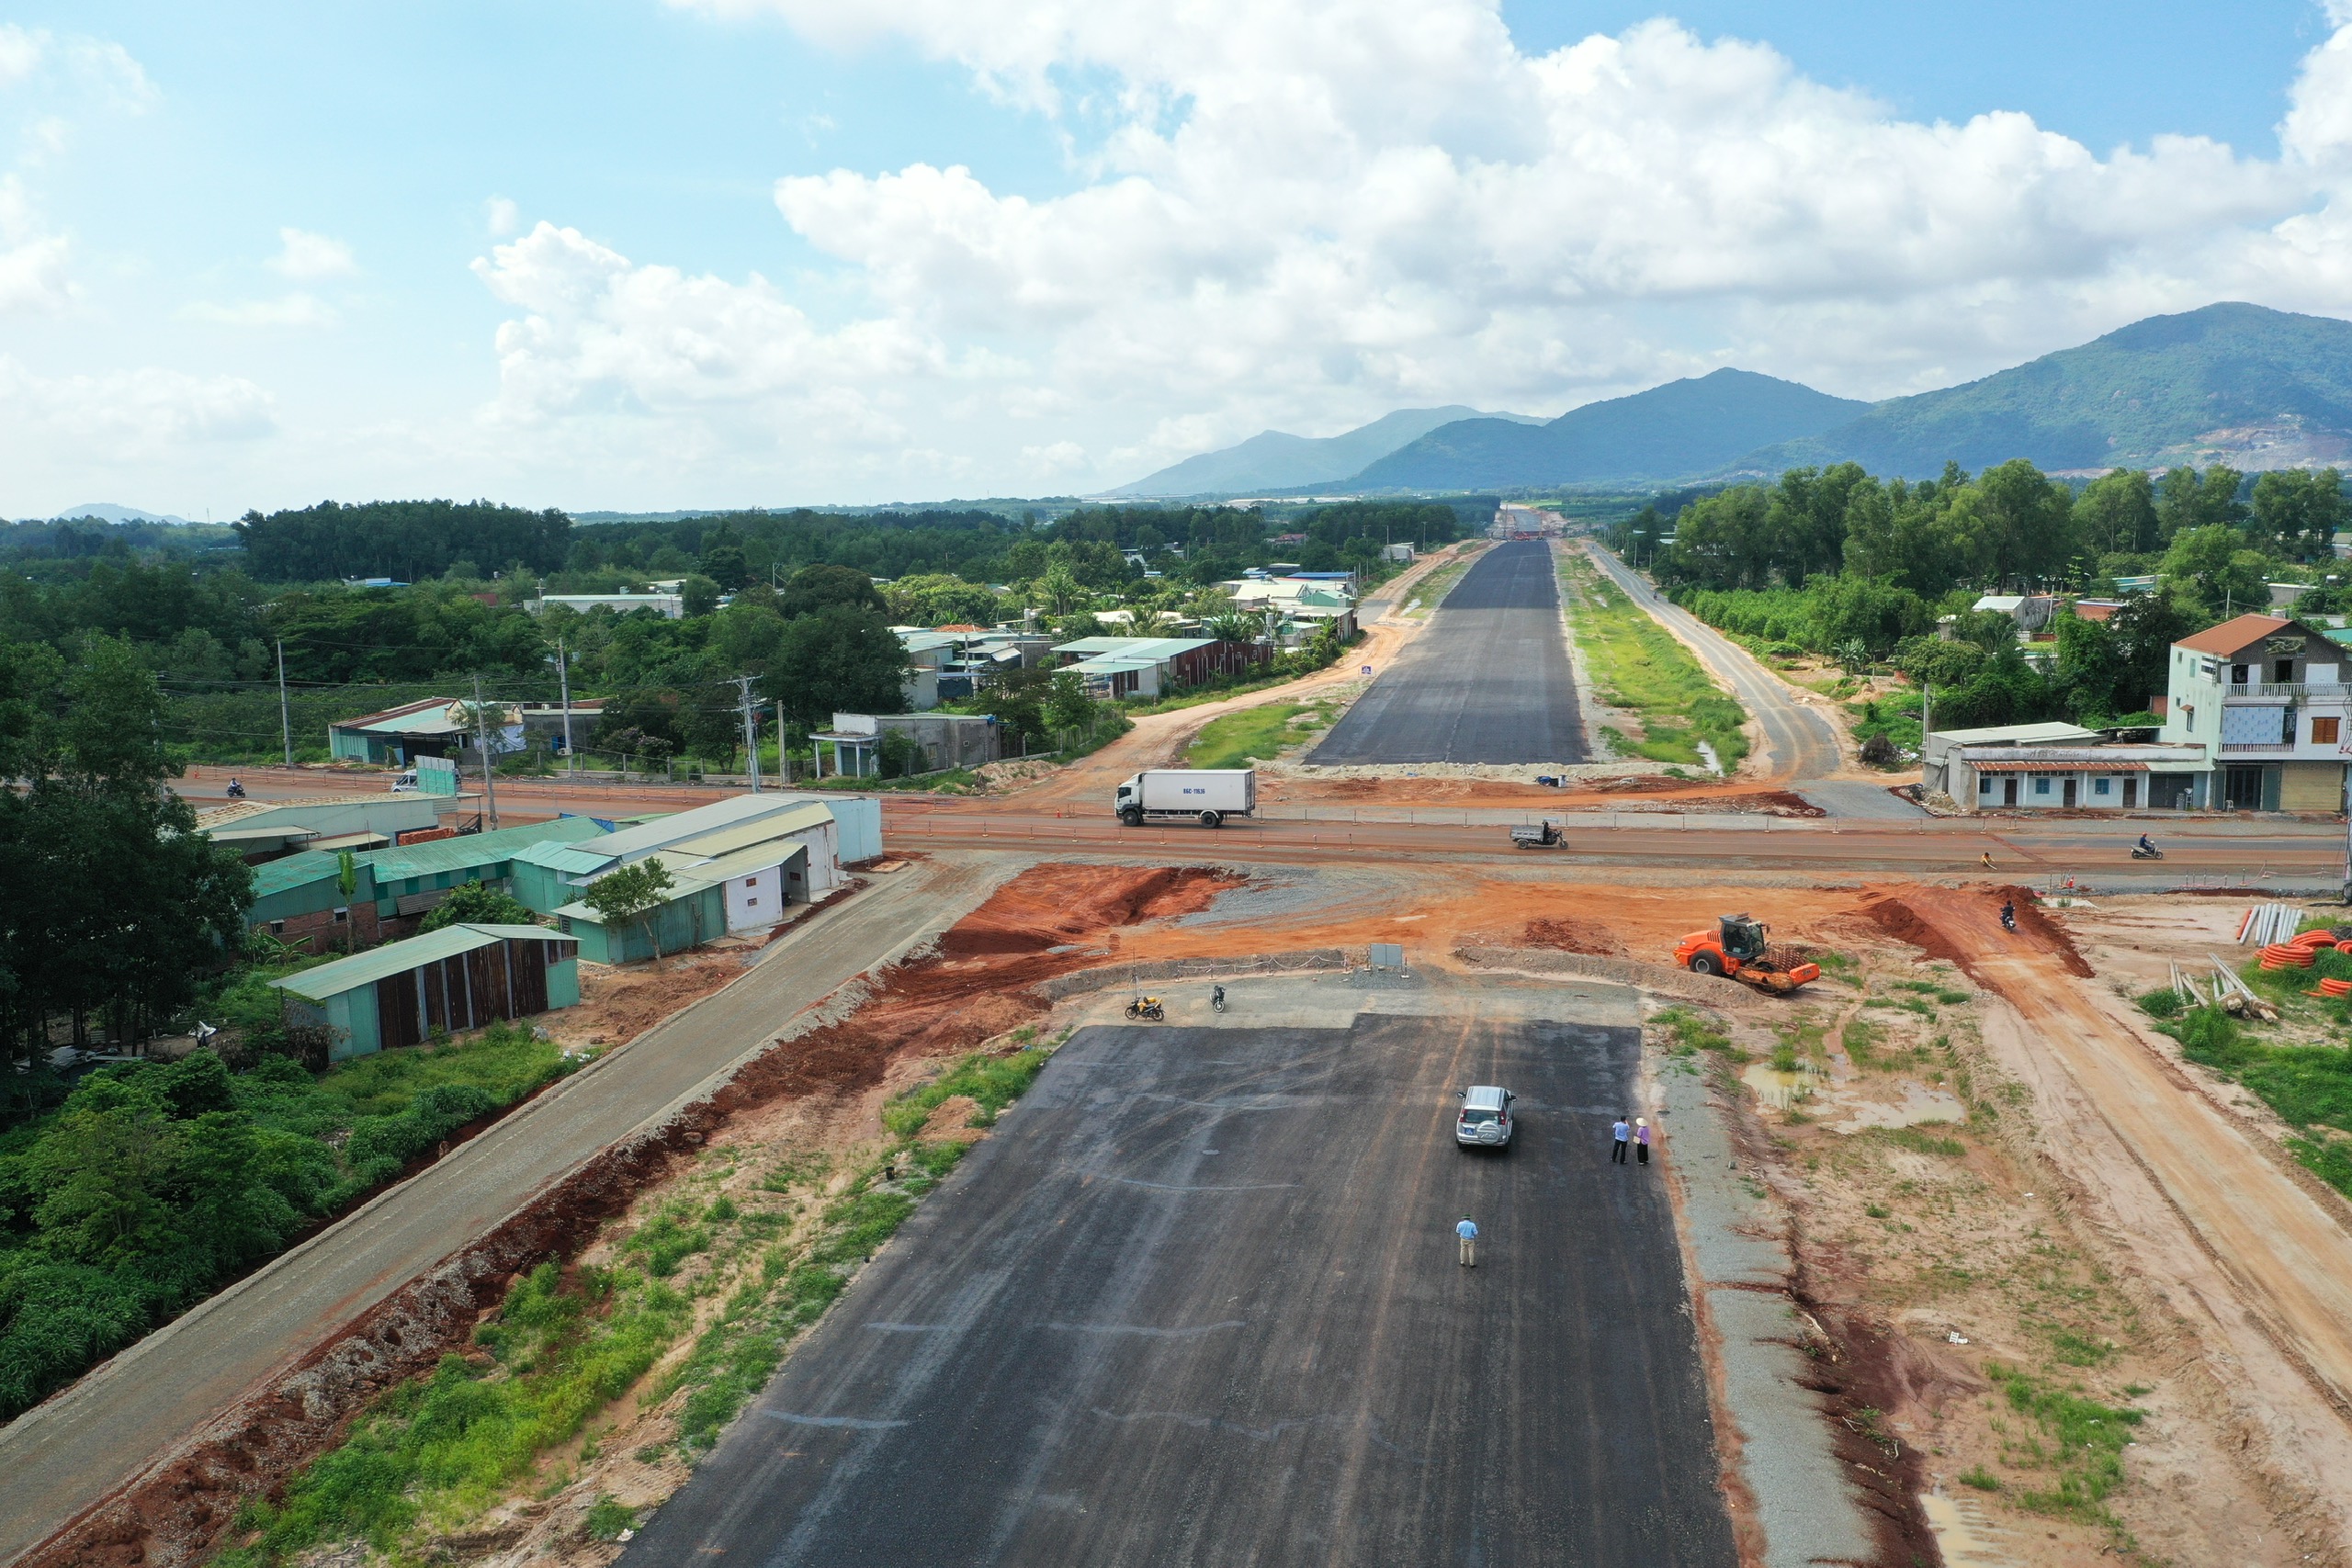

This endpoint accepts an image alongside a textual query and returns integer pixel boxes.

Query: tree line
[1622,459,2349,732]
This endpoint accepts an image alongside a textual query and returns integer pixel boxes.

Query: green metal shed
[271,923,581,1061]
[552,877,726,964]
[511,840,622,915]
[362,817,609,919]
[246,850,375,928]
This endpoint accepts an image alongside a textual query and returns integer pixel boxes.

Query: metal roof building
[198,795,447,859]
[272,923,579,1059]
[363,816,608,919]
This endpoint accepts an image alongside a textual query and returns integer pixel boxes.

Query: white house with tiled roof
[2163,613,2352,811]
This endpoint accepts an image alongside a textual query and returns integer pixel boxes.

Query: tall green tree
[2156,465,2247,541]
[0,637,252,1059]
[768,606,910,728]
[2073,468,2160,558]
[2160,525,2268,616]
[2249,468,2348,561]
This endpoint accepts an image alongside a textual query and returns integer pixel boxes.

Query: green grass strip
[1184,702,1330,771]
[1557,556,1748,770]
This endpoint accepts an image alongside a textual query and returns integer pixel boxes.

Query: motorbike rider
[225,776,245,798]
[2000,898,2017,931]
[1211,984,1226,1011]
[2137,832,2156,856]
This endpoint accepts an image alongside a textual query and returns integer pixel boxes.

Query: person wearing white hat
[1634,1117,1652,1165]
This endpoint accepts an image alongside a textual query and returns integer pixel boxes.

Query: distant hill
[1352,369,1870,491]
[1746,302,2352,478]
[1111,406,1542,498]
[48,502,193,525]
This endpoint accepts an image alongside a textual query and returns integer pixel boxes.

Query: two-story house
[2162,614,2351,812]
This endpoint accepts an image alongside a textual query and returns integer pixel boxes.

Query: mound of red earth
[1520,917,1626,957]
[26,863,1241,1568]
[1861,885,2093,979]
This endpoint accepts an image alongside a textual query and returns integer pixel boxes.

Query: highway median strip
[1558,554,1748,772]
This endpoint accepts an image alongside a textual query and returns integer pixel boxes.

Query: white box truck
[1114,768,1256,828]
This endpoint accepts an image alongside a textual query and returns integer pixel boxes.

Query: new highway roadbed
[625,1012,1736,1567]
[1310,538,1589,765]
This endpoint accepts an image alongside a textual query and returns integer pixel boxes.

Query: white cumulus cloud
[182,292,339,329]
[0,355,275,451]
[269,226,357,280]
[474,0,2352,496]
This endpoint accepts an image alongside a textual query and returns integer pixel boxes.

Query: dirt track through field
[1881,888,2352,1438]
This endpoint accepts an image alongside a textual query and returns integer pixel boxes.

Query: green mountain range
[1750,302,2352,479]
[1118,302,2352,499]
[1351,369,1868,491]
[1110,405,1542,498]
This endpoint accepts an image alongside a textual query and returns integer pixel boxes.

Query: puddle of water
[1831,1079,1965,1134]
[1740,1061,1818,1111]
[1919,1491,2014,1565]
[1695,739,1724,775]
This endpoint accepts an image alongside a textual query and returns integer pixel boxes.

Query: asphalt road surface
[1584,543,1844,784]
[626,1014,1737,1568]
[1310,539,1589,765]
[0,858,1008,1568]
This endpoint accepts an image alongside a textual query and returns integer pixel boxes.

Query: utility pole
[276,639,292,767]
[472,673,501,830]
[775,698,788,785]
[553,638,574,773]
[731,674,761,793]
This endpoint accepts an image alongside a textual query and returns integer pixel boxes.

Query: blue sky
[5,0,2351,513]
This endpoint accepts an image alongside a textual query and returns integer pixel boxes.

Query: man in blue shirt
[1456,1214,1478,1267]
[1611,1115,1631,1163]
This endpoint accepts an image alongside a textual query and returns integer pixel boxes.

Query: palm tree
[1037,566,1087,616]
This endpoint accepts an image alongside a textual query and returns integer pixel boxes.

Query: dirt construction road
[0,858,1010,1568]
[1897,887,2352,1529]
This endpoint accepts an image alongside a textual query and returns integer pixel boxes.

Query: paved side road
[0,858,1010,1568]
[1583,543,1844,785]
[627,1014,1736,1567]
[1311,539,1589,766]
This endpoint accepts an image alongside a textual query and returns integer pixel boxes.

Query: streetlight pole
[553,637,574,773]
[471,673,501,831]
[276,639,292,767]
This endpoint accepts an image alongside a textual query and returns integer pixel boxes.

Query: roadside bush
[342,1083,502,1187]
[883,1044,1053,1138]
[0,1024,572,1421]
[2133,987,2182,1020]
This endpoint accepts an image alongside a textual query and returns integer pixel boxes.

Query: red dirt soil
[22,863,1239,1568]
[1860,884,2094,978]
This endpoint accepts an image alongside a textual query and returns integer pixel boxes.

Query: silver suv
[1456,1085,1515,1149]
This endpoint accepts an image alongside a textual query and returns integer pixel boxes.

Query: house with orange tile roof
[2162,613,2352,811]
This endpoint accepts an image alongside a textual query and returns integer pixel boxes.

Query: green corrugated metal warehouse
[246,850,376,927]
[553,877,727,964]
[364,816,608,920]
[272,924,581,1061]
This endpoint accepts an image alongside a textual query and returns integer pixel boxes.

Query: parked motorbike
[1125,996,1166,1021]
